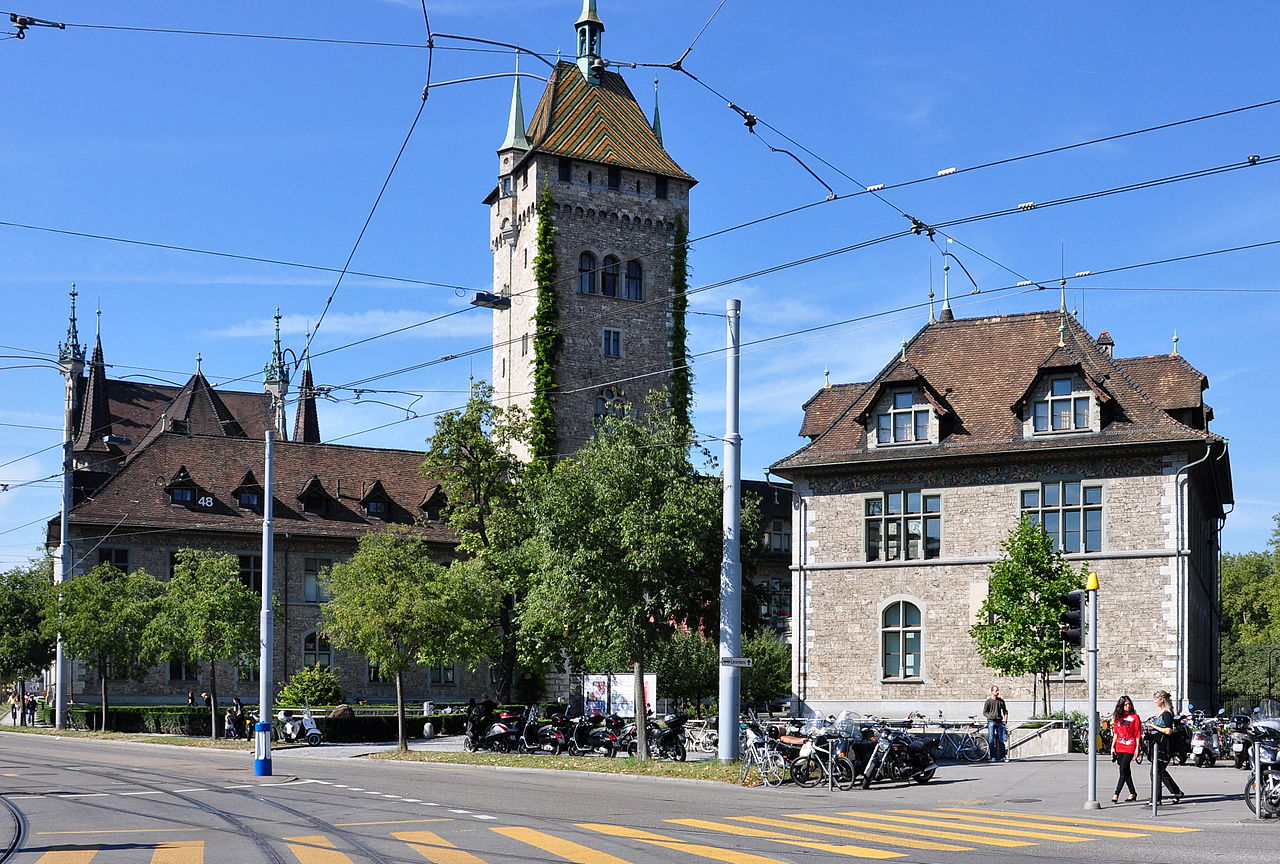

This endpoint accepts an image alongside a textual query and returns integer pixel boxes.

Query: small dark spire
[73,333,112,453]
[293,351,321,444]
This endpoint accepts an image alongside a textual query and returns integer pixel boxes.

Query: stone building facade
[46,307,493,706]
[484,0,695,457]
[771,310,1232,718]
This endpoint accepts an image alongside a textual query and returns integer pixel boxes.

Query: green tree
[528,184,561,470]
[1219,516,1280,700]
[159,549,259,739]
[48,563,164,731]
[321,527,501,750]
[277,664,344,708]
[741,630,791,711]
[420,380,534,702]
[969,517,1086,714]
[0,558,55,723]
[649,629,717,714]
[521,399,722,755]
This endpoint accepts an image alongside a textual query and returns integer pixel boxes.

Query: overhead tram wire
[323,152,1280,394]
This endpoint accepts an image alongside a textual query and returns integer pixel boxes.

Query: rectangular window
[365,500,386,518]
[169,658,198,682]
[865,492,941,561]
[429,664,456,686]
[98,547,129,572]
[765,518,791,553]
[875,390,930,444]
[304,557,333,603]
[237,491,260,509]
[171,488,195,503]
[1034,377,1090,433]
[602,329,621,357]
[655,176,668,199]
[607,166,621,189]
[1022,480,1103,552]
[521,333,529,356]
[558,157,572,182]
[368,663,389,684]
[238,554,262,595]
[237,665,260,683]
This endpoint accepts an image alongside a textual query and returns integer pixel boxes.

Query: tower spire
[939,254,954,322]
[576,0,605,84]
[1058,279,1068,348]
[293,345,320,444]
[500,51,530,151]
[58,283,85,365]
[651,77,663,144]
[263,308,291,439]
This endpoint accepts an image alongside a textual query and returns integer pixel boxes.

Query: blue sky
[2,0,1277,567]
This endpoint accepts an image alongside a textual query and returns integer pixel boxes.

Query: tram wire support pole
[1084,571,1100,810]
[717,298,742,762]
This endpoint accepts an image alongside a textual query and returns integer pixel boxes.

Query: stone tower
[484,0,696,460]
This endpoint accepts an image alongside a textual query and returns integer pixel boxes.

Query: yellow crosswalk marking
[395,830,489,864]
[34,852,97,864]
[151,841,203,864]
[666,818,904,859]
[937,808,1201,833]
[495,826,636,864]
[730,816,971,852]
[579,824,795,864]
[282,835,355,864]
[900,809,1146,837]
[787,814,1033,848]
[838,811,1090,842]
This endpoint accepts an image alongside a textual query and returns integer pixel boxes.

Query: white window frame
[864,491,942,562]
[1020,479,1103,553]
[602,328,622,357]
[874,389,931,446]
[1032,376,1092,434]
[302,629,331,668]
[303,557,333,603]
[880,596,924,681]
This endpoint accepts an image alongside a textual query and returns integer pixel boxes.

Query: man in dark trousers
[983,685,1009,762]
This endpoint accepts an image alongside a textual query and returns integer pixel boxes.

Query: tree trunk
[395,669,407,752]
[209,661,219,740]
[634,660,647,761]
[495,594,516,703]
[99,656,109,732]
[17,680,25,728]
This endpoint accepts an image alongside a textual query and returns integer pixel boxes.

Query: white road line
[448,809,470,815]
[403,799,421,803]
[119,791,164,796]
[474,815,497,821]
[173,788,208,793]
[331,784,349,788]
[58,793,109,798]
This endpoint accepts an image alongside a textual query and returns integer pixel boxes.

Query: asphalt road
[1,731,1273,864]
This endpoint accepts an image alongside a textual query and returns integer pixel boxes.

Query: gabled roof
[524,62,695,183]
[73,337,113,453]
[1114,354,1207,412]
[849,360,954,425]
[773,310,1221,473]
[56,432,455,544]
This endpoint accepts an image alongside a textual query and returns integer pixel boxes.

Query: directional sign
[720,657,753,668]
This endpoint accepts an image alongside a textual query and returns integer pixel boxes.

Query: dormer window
[366,500,386,518]
[231,471,263,511]
[238,492,260,509]
[1034,378,1090,433]
[171,488,195,504]
[876,391,929,445]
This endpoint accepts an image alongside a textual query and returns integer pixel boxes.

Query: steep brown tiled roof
[73,337,113,453]
[525,62,695,182]
[130,374,270,456]
[1114,354,1206,412]
[293,362,321,444]
[774,311,1218,472]
[60,432,454,544]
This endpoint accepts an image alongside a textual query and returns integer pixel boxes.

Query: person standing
[1145,690,1184,804]
[983,685,1009,762]
[1110,695,1142,803]
[223,707,238,739]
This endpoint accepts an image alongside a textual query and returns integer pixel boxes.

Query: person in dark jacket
[1145,690,1184,804]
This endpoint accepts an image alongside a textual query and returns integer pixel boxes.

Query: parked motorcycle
[560,711,619,757]
[1243,718,1280,817]
[860,718,938,788]
[1190,711,1222,767]
[277,708,323,746]
[1231,714,1254,770]
[464,703,522,752]
[518,705,567,755]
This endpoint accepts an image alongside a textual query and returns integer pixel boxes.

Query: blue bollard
[254,720,272,776]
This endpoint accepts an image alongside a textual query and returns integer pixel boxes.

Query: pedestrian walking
[201,691,212,708]
[223,707,238,739]
[1110,695,1141,803]
[7,692,17,725]
[231,696,245,737]
[187,690,195,707]
[1145,690,1184,805]
[982,685,1009,762]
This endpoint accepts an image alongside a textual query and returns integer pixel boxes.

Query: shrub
[277,664,344,707]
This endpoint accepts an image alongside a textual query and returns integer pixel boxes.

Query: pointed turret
[499,55,530,152]
[651,77,663,144]
[72,333,114,457]
[293,352,320,444]
[58,283,86,369]
[263,308,290,439]
[576,0,605,84]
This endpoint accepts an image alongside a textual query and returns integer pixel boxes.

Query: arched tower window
[601,256,620,297]
[593,387,626,423]
[625,260,643,301]
[578,252,597,294]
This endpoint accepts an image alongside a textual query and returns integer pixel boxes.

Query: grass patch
[0,725,271,750]
[371,749,747,784]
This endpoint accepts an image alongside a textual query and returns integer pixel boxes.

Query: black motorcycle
[640,712,689,761]
[1244,719,1280,817]
[558,711,619,757]
[519,705,567,755]
[464,703,522,752]
[860,719,938,788]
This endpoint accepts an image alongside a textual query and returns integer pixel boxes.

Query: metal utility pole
[254,427,276,776]
[1084,570,1100,809]
[718,298,742,762]
[52,361,75,731]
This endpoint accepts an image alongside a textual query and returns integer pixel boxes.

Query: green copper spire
[500,53,530,151]
[576,0,605,84]
[58,282,85,364]
[263,307,289,387]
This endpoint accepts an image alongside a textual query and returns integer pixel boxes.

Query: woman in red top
[1111,695,1142,803]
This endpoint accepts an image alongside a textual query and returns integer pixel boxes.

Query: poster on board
[580,674,657,718]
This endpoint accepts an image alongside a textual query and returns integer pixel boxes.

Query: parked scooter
[859,718,939,788]
[518,706,567,755]
[1231,714,1254,769]
[1190,710,1222,767]
[1243,716,1280,817]
[277,708,323,746]
[464,701,522,752]
[560,711,619,757]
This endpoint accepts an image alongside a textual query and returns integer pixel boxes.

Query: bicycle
[789,725,856,791]
[935,714,988,763]
[739,720,787,787]
[685,719,719,753]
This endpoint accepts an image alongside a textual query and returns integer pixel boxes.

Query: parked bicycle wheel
[760,749,788,787]
[962,733,988,763]
[790,755,822,788]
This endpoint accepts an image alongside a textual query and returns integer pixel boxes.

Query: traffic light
[1059,589,1084,648]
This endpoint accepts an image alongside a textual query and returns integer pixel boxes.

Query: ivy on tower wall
[529,184,561,472]
[669,216,693,429]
